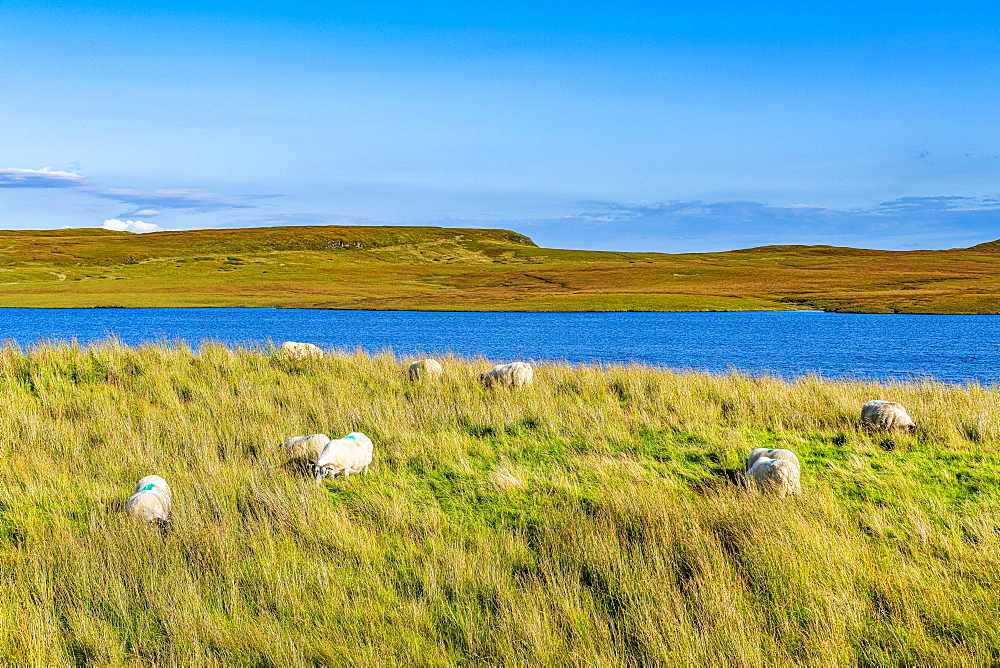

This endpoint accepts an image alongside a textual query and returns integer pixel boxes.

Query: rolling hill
[0,226,996,313]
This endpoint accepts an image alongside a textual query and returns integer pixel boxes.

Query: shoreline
[0,304,998,315]
[0,342,989,387]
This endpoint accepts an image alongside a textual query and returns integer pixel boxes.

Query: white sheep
[746,448,800,471]
[746,457,801,497]
[280,341,324,360]
[408,358,443,381]
[280,433,331,461]
[126,475,172,526]
[480,362,533,389]
[314,432,374,482]
[861,400,916,433]
[134,475,171,502]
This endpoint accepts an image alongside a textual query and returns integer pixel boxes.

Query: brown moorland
[0,226,996,312]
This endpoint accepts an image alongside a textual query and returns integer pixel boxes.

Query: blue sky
[1,1,998,251]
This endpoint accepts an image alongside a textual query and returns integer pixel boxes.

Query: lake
[0,308,996,385]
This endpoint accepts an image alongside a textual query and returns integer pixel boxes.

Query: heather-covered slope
[0,226,996,312]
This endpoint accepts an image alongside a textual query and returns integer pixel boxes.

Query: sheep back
[746,448,800,471]
[134,475,171,503]
[746,457,801,497]
[480,362,534,389]
[281,433,331,461]
[314,432,374,481]
[861,400,916,432]
[408,358,443,381]
[280,341,324,360]
[126,488,171,524]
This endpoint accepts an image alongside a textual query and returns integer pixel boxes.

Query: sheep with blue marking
[314,432,374,482]
[126,475,172,527]
[746,457,801,498]
[746,448,800,471]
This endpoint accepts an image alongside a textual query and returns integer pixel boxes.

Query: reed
[0,341,997,665]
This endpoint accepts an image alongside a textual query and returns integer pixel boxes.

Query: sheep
[314,432,374,482]
[746,448,800,471]
[480,362,533,389]
[126,475,172,527]
[280,341,324,360]
[861,400,916,433]
[746,457,801,497]
[408,358,443,381]
[133,475,171,502]
[280,433,331,462]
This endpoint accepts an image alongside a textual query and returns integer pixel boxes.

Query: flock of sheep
[125,346,918,527]
[745,399,916,497]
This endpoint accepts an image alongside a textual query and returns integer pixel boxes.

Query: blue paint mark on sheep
[139,484,156,492]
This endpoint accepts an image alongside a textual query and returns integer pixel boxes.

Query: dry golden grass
[0,226,996,312]
[0,342,998,664]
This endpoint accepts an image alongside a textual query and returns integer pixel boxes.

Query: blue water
[0,308,997,385]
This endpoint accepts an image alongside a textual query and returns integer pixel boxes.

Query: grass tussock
[0,341,998,664]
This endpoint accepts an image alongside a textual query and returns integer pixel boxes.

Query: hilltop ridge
[0,225,996,313]
[968,238,1000,252]
[0,226,537,265]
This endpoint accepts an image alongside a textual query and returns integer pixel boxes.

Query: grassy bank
[0,226,997,313]
[1,343,999,664]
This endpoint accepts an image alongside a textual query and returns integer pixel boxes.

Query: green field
[0,225,997,312]
[1,343,999,664]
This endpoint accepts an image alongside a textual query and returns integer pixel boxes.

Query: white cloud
[102,219,164,233]
[0,166,260,213]
[0,167,87,188]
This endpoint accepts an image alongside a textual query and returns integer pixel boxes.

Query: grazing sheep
[861,400,916,433]
[280,433,331,462]
[746,448,800,471]
[480,362,533,389]
[746,457,801,497]
[126,475,172,527]
[314,432,374,482]
[280,341,324,360]
[408,358,443,381]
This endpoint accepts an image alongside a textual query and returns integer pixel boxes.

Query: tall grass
[0,341,998,665]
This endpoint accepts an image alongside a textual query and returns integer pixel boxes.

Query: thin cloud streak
[2,164,996,252]
[91,188,254,212]
[443,195,1000,253]
[0,168,87,188]
[0,167,256,213]
[217,213,386,228]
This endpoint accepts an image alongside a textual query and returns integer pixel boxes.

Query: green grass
[0,342,999,664]
[0,225,997,312]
